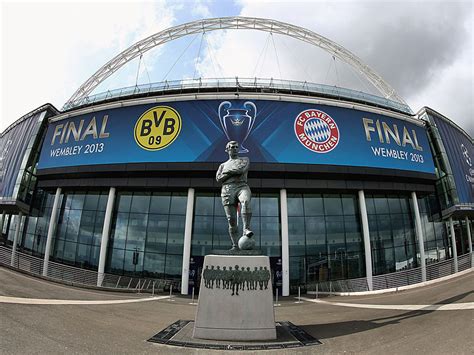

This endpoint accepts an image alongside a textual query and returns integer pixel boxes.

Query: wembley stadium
[0,17,472,296]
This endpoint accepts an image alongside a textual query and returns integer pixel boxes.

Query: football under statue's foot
[243,229,254,238]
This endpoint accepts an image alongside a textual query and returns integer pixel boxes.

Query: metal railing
[62,77,413,115]
[307,253,473,293]
[0,246,180,293]
[1,246,471,295]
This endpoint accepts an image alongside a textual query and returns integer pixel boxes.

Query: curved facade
[0,19,472,296]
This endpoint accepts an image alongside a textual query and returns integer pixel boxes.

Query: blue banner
[431,114,474,204]
[38,100,435,174]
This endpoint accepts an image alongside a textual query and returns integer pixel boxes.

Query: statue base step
[193,254,276,341]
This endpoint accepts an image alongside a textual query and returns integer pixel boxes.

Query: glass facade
[106,191,187,279]
[5,186,470,292]
[365,194,417,275]
[287,193,364,286]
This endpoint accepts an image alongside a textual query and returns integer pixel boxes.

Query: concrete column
[10,212,24,267]
[181,188,195,295]
[280,189,290,297]
[358,190,373,291]
[97,187,116,286]
[449,217,458,273]
[43,187,62,276]
[0,211,5,234]
[465,217,473,267]
[411,192,426,282]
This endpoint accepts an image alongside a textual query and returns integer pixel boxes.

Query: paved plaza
[1,266,473,354]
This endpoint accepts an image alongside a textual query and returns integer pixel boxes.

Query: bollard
[152,281,155,296]
[190,287,195,305]
[298,286,301,302]
[274,288,281,306]
[316,283,319,299]
[169,285,173,301]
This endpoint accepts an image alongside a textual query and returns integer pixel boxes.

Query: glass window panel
[324,195,343,215]
[167,215,185,254]
[97,193,108,211]
[400,197,410,213]
[123,249,143,274]
[165,254,182,278]
[377,215,392,241]
[83,193,99,211]
[56,209,69,241]
[76,243,91,266]
[192,216,214,255]
[106,248,125,274]
[252,196,261,217]
[287,196,304,217]
[64,193,73,210]
[23,233,34,250]
[344,215,362,251]
[92,212,105,246]
[195,195,215,216]
[146,214,168,253]
[304,195,324,216]
[326,216,345,245]
[170,194,187,215]
[341,195,357,215]
[387,197,402,214]
[62,241,77,263]
[126,213,147,250]
[53,239,65,260]
[260,196,279,217]
[143,252,165,278]
[289,217,305,256]
[65,209,82,242]
[71,193,85,210]
[78,211,95,244]
[365,196,376,215]
[374,196,389,214]
[260,217,280,256]
[212,216,229,249]
[88,246,100,268]
[130,193,150,214]
[26,216,38,234]
[110,213,128,249]
[150,194,171,214]
[117,193,132,212]
[213,196,226,217]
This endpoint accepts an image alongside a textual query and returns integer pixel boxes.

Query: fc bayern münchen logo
[294,109,340,153]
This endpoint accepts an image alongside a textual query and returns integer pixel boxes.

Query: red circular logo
[294,109,340,153]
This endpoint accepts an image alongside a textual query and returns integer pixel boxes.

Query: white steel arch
[65,16,408,108]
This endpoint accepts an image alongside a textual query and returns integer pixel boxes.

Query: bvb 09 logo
[134,106,181,151]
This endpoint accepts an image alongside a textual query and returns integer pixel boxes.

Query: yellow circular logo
[134,106,182,151]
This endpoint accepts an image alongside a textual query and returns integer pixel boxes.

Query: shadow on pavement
[301,290,473,340]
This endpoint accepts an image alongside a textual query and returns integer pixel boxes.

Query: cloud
[1,1,177,131]
[195,0,474,136]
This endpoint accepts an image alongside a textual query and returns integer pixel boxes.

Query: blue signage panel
[431,115,474,204]
[0,112,43,199]
[38,100,435,174]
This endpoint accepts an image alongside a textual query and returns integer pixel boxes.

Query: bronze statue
[216,141,254,250]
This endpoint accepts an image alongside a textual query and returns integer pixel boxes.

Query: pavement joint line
[0,295,170,305]
[301,297,474,311]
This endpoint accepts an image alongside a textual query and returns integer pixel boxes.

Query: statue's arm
[216,164,228,183]
[226,157,249,174]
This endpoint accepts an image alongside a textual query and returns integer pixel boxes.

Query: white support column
[465,217,473,267]
[449,217,458,273]
[181,188,195,295]
[97,187,116,286]
[411,192,426,282]
[43,187,62,276]
[358,190,373,291]
[0,211,5,234]
[10,212,24,267]
[280,189,290,297]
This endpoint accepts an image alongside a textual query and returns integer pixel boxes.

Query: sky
[1,0,473,136]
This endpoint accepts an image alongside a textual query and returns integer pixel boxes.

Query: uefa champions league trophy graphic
[218,101,257,153]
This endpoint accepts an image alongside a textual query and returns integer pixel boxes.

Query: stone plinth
[193,254,276,341]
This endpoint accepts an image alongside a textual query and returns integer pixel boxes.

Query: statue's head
[225,141,239,157]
